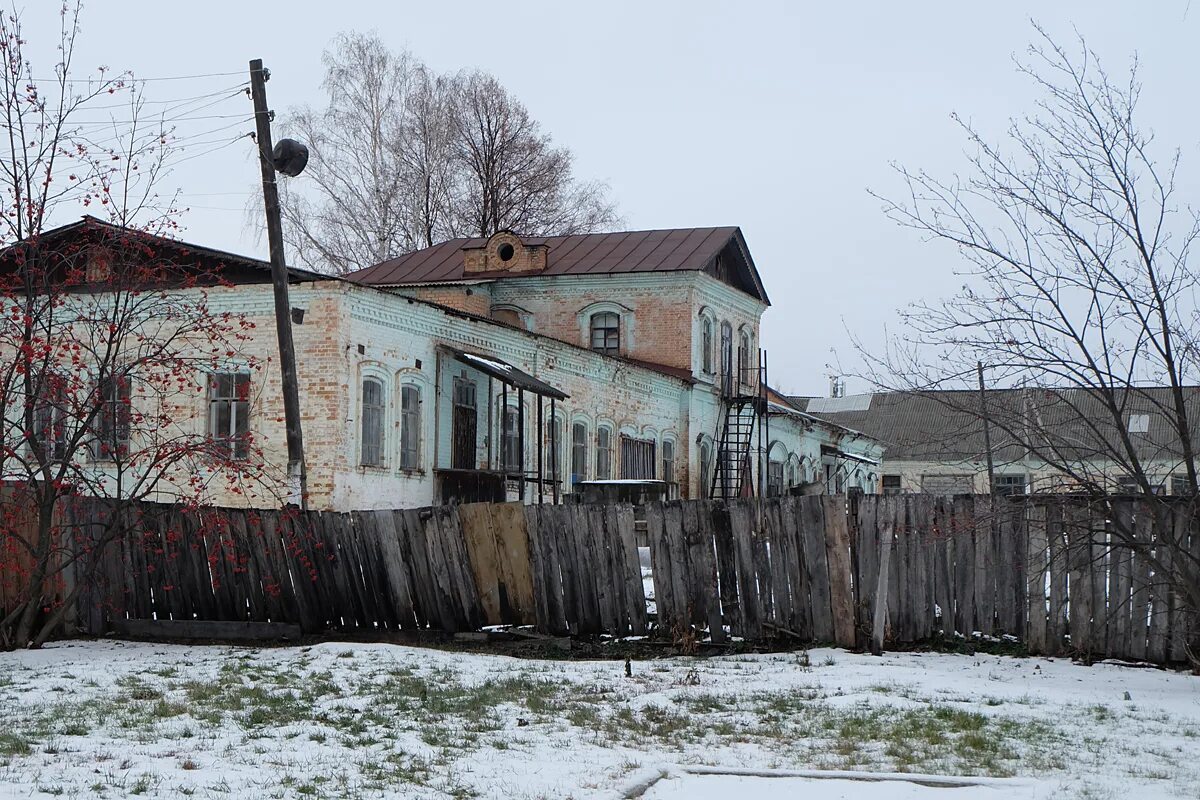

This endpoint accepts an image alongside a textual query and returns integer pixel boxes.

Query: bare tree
[450,70,618,239]
[275,33,619,274]
[862,26,1200,650]
[0,4,272,649]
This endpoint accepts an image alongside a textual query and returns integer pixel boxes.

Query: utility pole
[978,360,995,496]
[249,58,308,510]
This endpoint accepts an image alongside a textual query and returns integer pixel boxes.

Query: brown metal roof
[345,226,769,303]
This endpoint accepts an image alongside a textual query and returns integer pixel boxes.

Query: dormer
[462,231,548,276]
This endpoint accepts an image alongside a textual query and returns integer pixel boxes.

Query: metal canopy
[451,349,569,400]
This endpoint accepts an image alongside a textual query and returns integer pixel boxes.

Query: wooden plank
[749,504,773,624]
[1128,504,1153,661]
[1025,502,1049,655]
[728,500,762,640]
[400,509,446,631]
[910,495,934,640]
[491,502,537,625]
[974,495,995,637]
[680,501,707,628]
[568,504,601,634]
[693,501,725,642]
[583,505,618,634]
[373,510,418,629]
[781,496,810,640]
[458,503,504,624]
[1046,501,1068,656]
[712,503,742,637]
[113,618,302,641]
[798,495,833,642]
[953,496,976,637]
[1169,502,1191,663]
[933,497,954,636]
[764,500,792,632]
[539,506,571,634]
[522,506,554,633]
[643,502,672,633]
[871,495,896,655]
[1147,504,1171,664]
[257,510,305,628]
[993,501,1014,635]
[661,502,691,636]
[230,510,268,623]
[823,495,857,648]
[1065,502,1094,660]
[1087,500,1108,656]
[615,504,647,635]
[601,504,629,635]
[855,495,879,642]
[1109,500,1134,659]
[887,497,906,640]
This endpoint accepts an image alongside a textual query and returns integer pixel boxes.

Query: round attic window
[497,243,515,262]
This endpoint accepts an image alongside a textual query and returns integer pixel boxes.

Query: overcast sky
[19,1,1200,396]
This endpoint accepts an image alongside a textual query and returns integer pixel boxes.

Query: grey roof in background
[791,387,1200,466]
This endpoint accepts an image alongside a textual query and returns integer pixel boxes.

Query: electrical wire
[30,70,246,84]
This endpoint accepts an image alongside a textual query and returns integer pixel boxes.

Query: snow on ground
[644,773,1045,800]
[0,640,1198,799]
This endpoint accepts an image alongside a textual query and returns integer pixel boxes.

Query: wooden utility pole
[249,59,308,509]
[978,361,995,495]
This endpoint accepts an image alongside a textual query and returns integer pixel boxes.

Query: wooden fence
[39,494,1199,666]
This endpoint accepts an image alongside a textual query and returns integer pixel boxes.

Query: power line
[78,83,248,111]
[30,70,245,84]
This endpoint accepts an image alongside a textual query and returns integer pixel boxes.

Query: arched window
[590,312,620,355]
[571,421,588,484]
[701,317,713,374]
[662,439,676,498]
[361,377,385,467]
[545,414,562,482]
[699,441,712,499]
[719,321,733,393]
[738,329,753,385]
[400,384,421,469]
[596,424,613,479]
[501,405,522,473]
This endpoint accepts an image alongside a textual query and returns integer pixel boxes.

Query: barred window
[207,371,250,460]
[620,435,656,480]
[360,378,385,467]
[699,441,712,498]
[400,385,421,470]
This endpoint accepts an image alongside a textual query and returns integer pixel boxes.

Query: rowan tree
[0,4,273,649]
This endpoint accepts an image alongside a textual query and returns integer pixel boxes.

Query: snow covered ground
[0,640,1197,799]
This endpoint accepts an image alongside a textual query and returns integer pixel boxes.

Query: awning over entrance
[821,444,880,467]
[450,349,569,400]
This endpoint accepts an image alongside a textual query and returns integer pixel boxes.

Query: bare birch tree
[862,27,1200,652]
[275,33,619,274]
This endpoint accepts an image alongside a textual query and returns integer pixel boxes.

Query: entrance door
[452,375,477,469]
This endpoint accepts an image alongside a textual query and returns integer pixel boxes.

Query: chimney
[829,375,843,398]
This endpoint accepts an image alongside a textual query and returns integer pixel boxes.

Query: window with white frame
[400,384,421,470]
[92,371,131,460]
[590,312,620,355]
[738,329,752,385]
[767,458,785,497]
[596,425,613,479]
[207,371,250,460]
[571,421,588,484]
[360,377,385,467]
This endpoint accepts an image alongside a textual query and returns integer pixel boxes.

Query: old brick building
[24,219,883,511]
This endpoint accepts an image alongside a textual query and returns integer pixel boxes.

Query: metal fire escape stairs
[711,349,768,501]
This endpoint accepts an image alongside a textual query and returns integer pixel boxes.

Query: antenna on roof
[829,375,845,398]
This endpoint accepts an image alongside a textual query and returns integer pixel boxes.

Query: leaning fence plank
[1066,502,1094,660]
[712,503,742,637]
[1147,504,1171,664]
[1109,500,1134,659]
[1088,500,1109,657]
[694,501,725,642]
[933,498,954,636]
[764,500,792,633]
[855,495,879,643]
[798,496,833,642]
[615,504,647,635]
[644,502,673,633]
[974,495,995,638]
[823,495,857,648]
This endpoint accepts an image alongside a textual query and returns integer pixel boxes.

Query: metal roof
[451,350,568,400]
[345,226,769,303]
